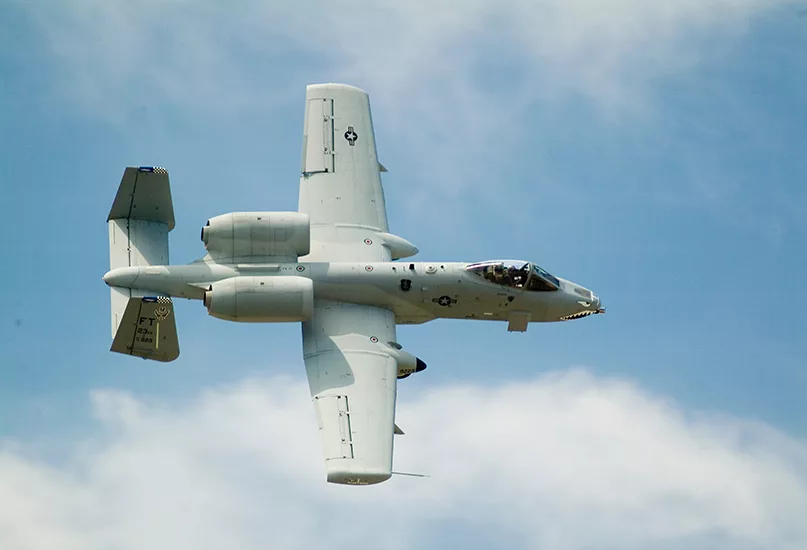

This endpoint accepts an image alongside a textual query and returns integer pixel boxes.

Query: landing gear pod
[382,341,427,379]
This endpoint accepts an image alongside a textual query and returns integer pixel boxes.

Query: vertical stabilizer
[107,167,175,337]
[110,296,179,362]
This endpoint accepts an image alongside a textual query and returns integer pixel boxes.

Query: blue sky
[1,2,806,549]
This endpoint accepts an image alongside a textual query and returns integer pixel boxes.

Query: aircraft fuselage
[103,260,602,330]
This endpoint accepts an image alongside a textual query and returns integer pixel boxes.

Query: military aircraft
[102,83,604,485]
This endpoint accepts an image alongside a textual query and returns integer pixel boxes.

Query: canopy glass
[465,260,560,292]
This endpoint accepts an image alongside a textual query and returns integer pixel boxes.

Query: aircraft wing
[299,84,393,262]
[302,300,399,484]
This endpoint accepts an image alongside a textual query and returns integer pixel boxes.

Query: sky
[1,1,806,549]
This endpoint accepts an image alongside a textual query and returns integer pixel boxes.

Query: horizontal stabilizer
[110,296,179,362]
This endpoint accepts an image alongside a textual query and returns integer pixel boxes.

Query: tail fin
[110,296,179,362]
[107,167,175,337]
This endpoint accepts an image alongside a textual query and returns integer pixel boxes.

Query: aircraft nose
[592,292,605,314]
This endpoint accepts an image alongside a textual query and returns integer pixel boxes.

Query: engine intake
[204,276,313,323]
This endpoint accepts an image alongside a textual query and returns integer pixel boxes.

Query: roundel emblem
[364,238,373,245]
[344,126,358,145]
[370,336,379,343]
[365,265,374,272]
[296,265,305,272]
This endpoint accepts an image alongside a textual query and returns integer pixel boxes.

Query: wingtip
[327,469,392,485]
[306,83,368,97]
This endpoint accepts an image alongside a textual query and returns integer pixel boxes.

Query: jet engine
[383,342,427,379]
[204,276,314,322]
[201,212,310,262]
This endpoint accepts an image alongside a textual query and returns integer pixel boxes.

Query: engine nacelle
[204,276,314,323]
[201,212,310,262]
[383,342,427,379]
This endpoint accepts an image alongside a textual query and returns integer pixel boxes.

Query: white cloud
[24,0,793,112]
[18,0,800,227]
[1,369,806,550]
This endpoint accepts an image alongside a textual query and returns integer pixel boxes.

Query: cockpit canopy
[466,260,561,292]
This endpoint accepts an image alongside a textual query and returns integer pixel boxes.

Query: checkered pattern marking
[137,167,168,174]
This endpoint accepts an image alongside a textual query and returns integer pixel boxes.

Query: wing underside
[302,300,398,485]
[298,85,411,484]
[299,84,390,262]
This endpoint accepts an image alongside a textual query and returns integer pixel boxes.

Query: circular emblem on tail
[155,306,170,320]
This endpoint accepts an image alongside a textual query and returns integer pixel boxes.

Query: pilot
[514,264,529,287]
[503,264,519,287]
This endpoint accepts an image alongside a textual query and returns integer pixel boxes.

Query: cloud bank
[20,0,800,217]
[25,0,795,114]
[1,369,806,550]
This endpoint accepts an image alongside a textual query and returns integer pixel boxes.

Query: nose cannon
[592,293,606,314]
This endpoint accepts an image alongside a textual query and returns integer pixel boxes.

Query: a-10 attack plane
[103,83,604,485]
